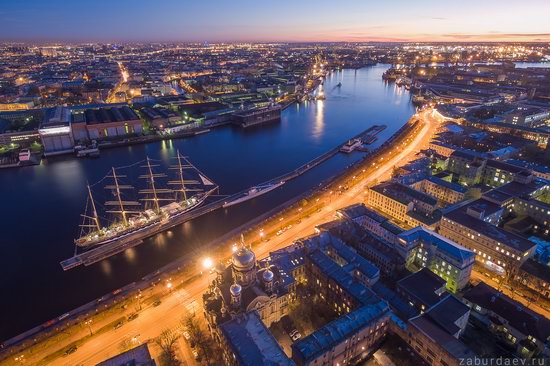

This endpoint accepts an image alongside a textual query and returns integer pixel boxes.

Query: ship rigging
[77,151,218,249]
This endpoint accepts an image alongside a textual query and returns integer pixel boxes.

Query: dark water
[0,65,414,341]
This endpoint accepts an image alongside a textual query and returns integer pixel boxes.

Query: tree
[181,314,218,365]
[155,328,180,366]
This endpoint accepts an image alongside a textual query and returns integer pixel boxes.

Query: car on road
[182,330,191,341]
[127,313,139,321]
[114,321,124,329]
[64,345,77,355]
[192,349,199,360]
[290,330,302,341]
[153,300,161,307]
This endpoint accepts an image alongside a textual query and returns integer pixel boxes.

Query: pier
[60,124,386,270]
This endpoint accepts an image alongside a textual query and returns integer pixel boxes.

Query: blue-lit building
[399,227,475,292]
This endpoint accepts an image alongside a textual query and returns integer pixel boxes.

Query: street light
[84,319,93,336]
[202,257,213,270]
[135,292,143,311]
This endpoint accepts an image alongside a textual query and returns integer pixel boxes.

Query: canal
[0,65,414,341]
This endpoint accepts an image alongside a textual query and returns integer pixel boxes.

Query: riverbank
[0,105,425,363]
[0,65,415,342]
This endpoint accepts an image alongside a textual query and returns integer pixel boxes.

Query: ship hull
[76,189,215,250]
[222,182,284,208]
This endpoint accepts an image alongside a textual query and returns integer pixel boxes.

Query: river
[0,65,414,341]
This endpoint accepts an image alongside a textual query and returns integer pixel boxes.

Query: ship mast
[139,157,172,213]
[79,183,101,234]
[87,183,101,231]
[176,151,188,202]
[112,167,128,226]
[104,167,140,226]
[168,150,204,202]
[147,157,160,213]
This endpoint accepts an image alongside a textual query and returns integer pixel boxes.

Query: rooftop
[425,176,468,194]
[443,201,536,253]
[463,282,550,341]
[397,268,447,308]
[96,344,156,366]
[399,227,475,265]
[424,295,470,336]
[409,315,475,360]
[292,301,389,363]
[371,181,437,206]
[220,311,295,366]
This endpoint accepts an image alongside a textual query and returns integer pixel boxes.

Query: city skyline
[2,0,550,43]
[1,1,550,364]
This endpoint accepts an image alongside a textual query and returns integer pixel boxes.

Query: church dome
[230,283,242,297]
[232,246,256,269]
[262,269,274,282]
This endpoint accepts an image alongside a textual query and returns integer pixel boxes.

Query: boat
[75,151,217,249]
[223,181,285,208]
[18,149,31,162]
[412,95,428,106]
[76,141,100,158]
[77,147,99,158]
[336,82,342,87]
[340,139,363,153]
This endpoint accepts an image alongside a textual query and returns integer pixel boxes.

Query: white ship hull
[223,182,285,208]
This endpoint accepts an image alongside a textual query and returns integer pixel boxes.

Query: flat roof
[371,181,437,206]
[220,311,295,366]
[97,344,155,366]
[409,315,475,360]
[292,301,389,362]
[425,176,468,194]
[443,201,535,253]
[397,268,447,308]
[464,282,550,341]
[400,227,475,265]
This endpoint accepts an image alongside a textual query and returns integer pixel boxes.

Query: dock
[60,124,387,270]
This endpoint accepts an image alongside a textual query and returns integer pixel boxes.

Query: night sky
[1,0,549,42]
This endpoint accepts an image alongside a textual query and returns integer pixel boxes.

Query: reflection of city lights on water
[125,248,136,262]
[100,260,112,276]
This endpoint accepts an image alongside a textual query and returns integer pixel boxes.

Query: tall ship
[76,151,218,249]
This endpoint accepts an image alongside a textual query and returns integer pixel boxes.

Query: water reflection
[50,159,86,197]
[153,233,167,249]
[100,260,112,276]
[313,99,325,139]
[124,247,136,263]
